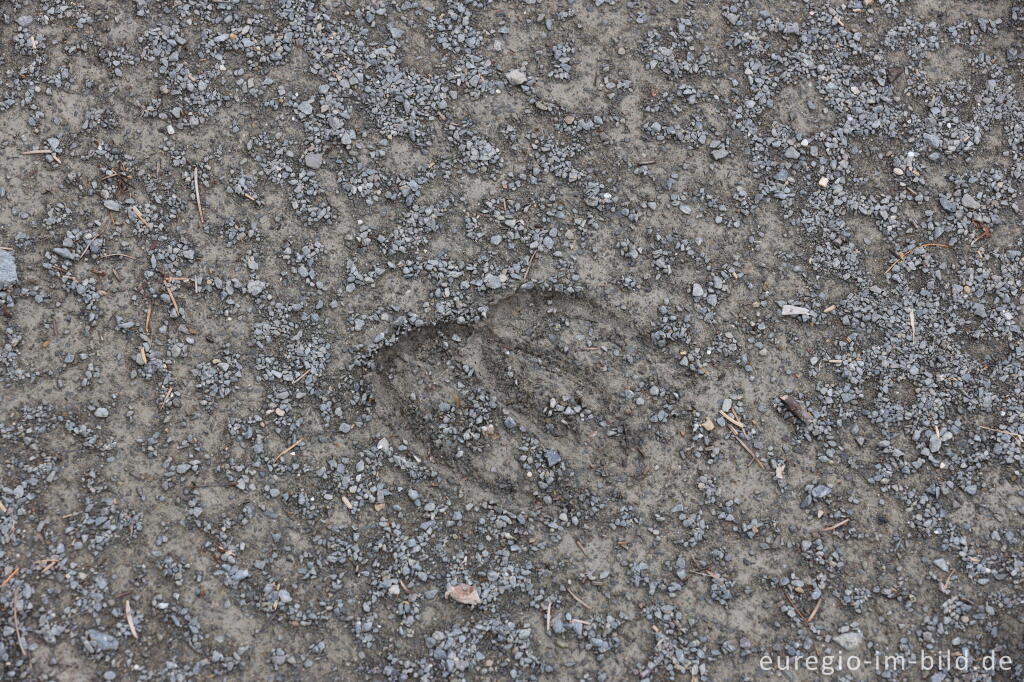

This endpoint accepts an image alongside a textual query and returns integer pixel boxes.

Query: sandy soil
[2,0,1024,680]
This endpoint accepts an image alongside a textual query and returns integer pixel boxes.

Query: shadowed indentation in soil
[371,288,686,507]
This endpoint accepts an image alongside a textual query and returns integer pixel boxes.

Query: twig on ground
[275,438,304,461]
[523,251,537,280]
[979,425,1024,444]
[125,600,139,639]
[23,148,60,163]
[193,167,205,224]
[164,284,180,317]
[566,586,592,610]
[782,589,807,620]
[1,567,20,588]
[132,206,152,228]
[78,234,100,260]
[818,518,850,533]
[12,603,26,658]
[806,596,823,623]
[719,410,745,429]
[727,423,764,468]
[886,243,950,274]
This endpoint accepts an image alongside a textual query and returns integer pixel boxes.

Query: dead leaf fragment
[780,395,814,423]
[445,583,482,606]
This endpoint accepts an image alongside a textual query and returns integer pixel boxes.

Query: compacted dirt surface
[3,0,1024,679]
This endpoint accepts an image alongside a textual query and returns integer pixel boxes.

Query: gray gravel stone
[0,250,17,288]
[833,632,863,650]
[85,629,119,652]
[506,69,528,85]
[811,484,832,498]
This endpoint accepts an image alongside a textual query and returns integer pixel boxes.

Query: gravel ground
[2,1,1024,680]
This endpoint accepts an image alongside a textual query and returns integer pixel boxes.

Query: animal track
[373,289,688,506]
